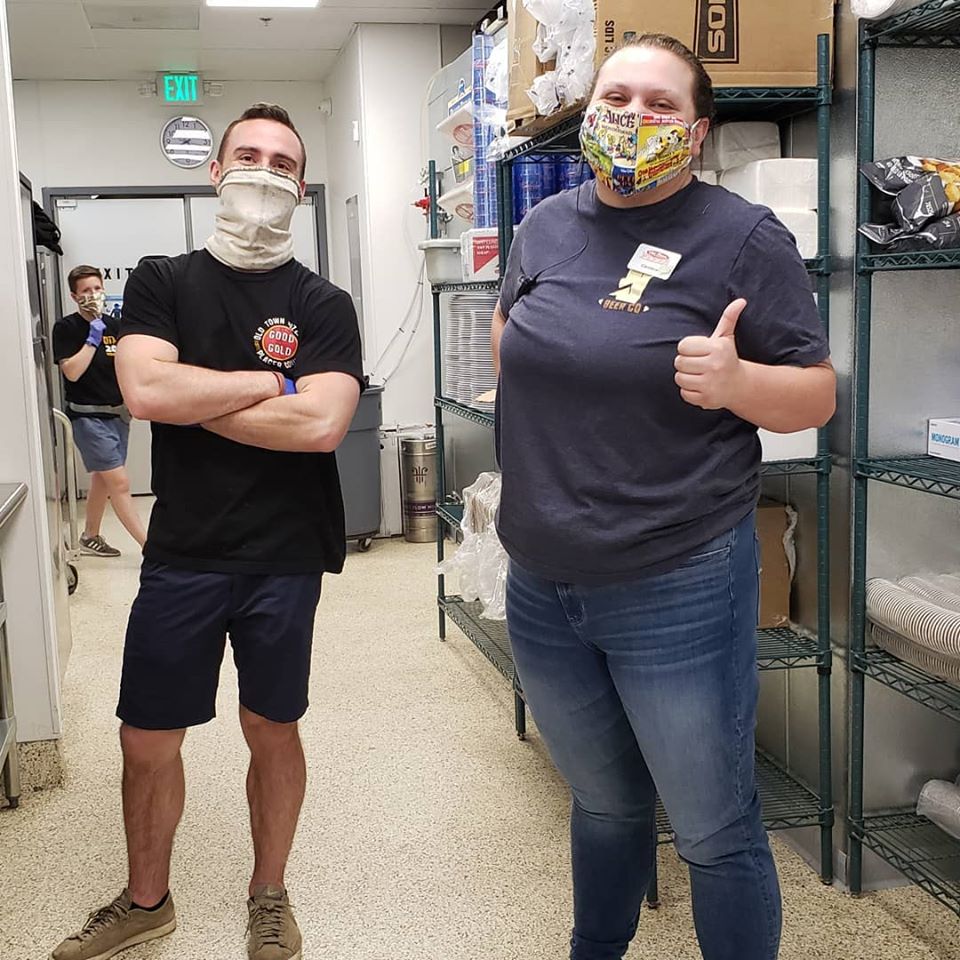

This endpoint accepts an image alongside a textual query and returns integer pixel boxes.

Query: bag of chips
[862,156,960,197]
[859,214,960,251]
[860,156,960,249]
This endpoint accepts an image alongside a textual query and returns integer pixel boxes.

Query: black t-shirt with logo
[496,178,830,585]
[52,312,123,416]
[119,251,364,576]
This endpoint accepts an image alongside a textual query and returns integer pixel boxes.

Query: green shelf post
[429,160,447,641]
[848,24,877,897]
[814,32,835,885]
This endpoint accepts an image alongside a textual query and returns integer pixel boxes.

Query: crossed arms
[116,334,360,454]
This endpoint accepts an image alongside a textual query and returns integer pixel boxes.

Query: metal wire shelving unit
[429,32,836,885]
[848,0,960,910]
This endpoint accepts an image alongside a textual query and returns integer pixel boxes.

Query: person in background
[492,35,836,960]
[50,103,362,960]
[52,265,147,556]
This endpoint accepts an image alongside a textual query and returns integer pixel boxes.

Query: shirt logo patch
[254,317,299,369]
[103,334,118,357]
[600,270,652,315]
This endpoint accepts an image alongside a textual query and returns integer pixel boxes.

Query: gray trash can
[400,436,437,543]
[336,384,383,551]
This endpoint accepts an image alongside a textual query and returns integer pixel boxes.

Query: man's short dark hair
[67,264,103,293]
[217,103,307,178]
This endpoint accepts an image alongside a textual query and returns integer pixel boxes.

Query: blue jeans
[505,512,781,960]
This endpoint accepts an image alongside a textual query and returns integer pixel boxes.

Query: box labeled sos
[928,418,960,463]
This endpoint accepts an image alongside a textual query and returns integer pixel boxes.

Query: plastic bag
[527,73,561,116]
[860,156,960,249]
[850,0,931,20]
[917,780,960,841]
[860,214,960,250]
[437,472,508,620]
[525,0,596,110]
[862,156,960,196]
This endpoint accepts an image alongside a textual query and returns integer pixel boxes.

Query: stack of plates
[444,293,498,412]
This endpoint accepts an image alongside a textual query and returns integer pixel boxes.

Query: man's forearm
[60,346,96,383]
[124,361,280,424]
[728,361,836,433]
[202,395,336,453]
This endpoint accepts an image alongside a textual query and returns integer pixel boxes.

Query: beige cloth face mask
[205,166,301,271]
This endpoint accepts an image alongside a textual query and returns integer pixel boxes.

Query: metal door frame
[41,183,330,315]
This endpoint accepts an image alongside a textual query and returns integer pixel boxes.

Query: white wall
[13,80,329,193]
[324,28,371,366]
[354,23,440,428]
[0,3,63,742]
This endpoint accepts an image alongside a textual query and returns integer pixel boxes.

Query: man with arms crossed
[52,104,363,960]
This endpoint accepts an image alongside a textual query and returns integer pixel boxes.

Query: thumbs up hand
[674,298,748,411]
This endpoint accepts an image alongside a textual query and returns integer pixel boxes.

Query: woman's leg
[582,513,781,960]
[83,471,109,539]
[506,563,657,960]
[100,466,147,547]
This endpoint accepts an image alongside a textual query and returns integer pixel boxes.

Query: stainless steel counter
[0,481,26,808]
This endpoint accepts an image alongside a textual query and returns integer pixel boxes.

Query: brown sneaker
[247,884,302,960]
[51,889,175,960]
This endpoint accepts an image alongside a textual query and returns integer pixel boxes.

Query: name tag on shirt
[628,244,682,281]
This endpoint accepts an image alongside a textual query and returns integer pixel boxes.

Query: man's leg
[230,572,321,960]
[100,466,147,547]
[120,724,186,906]
[239,707,305,895]
[83,471,108,539]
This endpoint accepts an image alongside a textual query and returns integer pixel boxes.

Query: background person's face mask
[77,291,106,316]
[580,103,700,198]
[205,166,301,271]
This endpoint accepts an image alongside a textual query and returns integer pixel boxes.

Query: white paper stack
[700,123,781,171]
[720,159,818,210]
[759,428,819,463]
[776,210,819,259]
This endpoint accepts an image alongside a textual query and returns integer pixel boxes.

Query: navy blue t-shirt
[496,177,829,585]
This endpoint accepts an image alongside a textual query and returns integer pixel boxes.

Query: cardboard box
[508,1,836,127]
[597,0,835,87]
[757,499,792,629]
[461,228,500,281]
[928,418,960,463]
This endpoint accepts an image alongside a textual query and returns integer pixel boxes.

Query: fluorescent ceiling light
[206,1,319,7]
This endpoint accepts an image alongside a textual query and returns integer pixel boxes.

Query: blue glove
[85,318,106,348]
[282,377,297,395]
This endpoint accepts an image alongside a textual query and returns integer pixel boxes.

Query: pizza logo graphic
[253,317,300,370]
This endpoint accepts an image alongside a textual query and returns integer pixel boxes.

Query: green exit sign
[160,73,202,104]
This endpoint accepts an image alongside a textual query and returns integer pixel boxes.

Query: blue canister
[558,156,595,190]
[513,159,545,224]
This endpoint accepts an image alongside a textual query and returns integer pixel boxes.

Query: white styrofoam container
[775,209,819,259]
[928,418,960,463]
[461,228,499,282]
[720,159,818,210]
[437,179,474,223]
[760,428,819,462]
[436,105,475,157]
[418,239,463,285]
[700,122,781,171]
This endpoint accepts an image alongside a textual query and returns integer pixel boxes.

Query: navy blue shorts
[72,415,129,473]
[118,560,323,730]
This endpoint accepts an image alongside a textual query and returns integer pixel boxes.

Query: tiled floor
[1,501,957,959]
